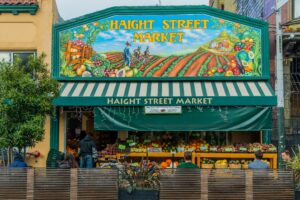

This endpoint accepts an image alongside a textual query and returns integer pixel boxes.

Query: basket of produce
[215,160,228,168]
[241,160,251,169]
[209,146,219,152]
[228,160,241,169]
[201,159,215,169]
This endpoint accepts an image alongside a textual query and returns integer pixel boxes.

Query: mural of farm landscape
[59,14,262,78]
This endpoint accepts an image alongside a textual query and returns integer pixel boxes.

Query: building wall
[211,0,294,133]
[0,0,60,167]
[209,0,236,12]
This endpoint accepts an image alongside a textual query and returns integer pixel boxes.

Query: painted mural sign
[59,14,262,78]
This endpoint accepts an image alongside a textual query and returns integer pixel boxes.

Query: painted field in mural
[59,14,262,78]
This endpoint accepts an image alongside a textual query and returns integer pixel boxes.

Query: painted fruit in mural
[59,15,262,78]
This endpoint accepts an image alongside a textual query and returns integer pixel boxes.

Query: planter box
[119,189,159,200]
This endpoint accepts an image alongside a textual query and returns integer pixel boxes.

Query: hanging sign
[145,106,182,114]
[58,11,263,79]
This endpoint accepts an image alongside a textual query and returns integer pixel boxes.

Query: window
[0,51,35,65]
[220,3,225,10]
[294,0,300,18]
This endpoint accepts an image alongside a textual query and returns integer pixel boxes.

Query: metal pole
[275,6,285,169]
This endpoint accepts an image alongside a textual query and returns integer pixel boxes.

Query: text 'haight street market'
[106,97,213,105]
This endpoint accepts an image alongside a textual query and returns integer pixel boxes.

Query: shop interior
[65,110,267,168]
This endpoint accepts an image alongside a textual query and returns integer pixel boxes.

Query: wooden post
[245,170,253,200]
[70,169,78,200]
[26,168,34,200]
[200,170,208,200]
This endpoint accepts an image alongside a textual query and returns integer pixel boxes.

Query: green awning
[54,81,276,106]
[94,107,272,131]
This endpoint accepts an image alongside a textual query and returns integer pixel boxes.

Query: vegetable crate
[64,40,93,66]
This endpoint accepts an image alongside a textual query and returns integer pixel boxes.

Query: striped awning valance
[54,81,276,106]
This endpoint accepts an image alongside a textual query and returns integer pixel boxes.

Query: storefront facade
[52,6,277,168]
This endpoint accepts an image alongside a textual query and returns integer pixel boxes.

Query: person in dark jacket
[9,153,27,168]
[78,132,96,168]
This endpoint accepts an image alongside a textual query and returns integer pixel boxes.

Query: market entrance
[64,107,277,169]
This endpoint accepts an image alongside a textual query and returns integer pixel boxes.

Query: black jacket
[79,135,96,157]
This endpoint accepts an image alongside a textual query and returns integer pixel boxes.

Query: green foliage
[0,54,59,151]
[291,146,300,186]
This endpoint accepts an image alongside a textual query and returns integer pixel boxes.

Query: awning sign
[145,106,182,114]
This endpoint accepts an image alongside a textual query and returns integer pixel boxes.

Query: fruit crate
[201,164,214,169]
[229,164,241,169]
[215,163,228,169]
[242,164,249,169]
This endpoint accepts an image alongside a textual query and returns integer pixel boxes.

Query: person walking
[248,150,269,169]
[78,132,97,168]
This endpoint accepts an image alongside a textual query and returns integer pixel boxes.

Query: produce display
[200,158,270,169]
[121,140,277,153]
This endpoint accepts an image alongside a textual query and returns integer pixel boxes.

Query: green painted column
[50,107,59,150]
[262,130,271,144]
[277,107,285,169]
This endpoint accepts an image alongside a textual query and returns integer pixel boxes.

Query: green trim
[0,5,38,15]
[277,107,285,169]
[50,108,59,150]
[52,5,270,81]
[53,96,276,106]
[262,130,271,144]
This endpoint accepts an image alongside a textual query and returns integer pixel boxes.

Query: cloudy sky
[56,0,209,20]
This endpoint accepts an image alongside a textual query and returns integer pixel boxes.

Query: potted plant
[118,160,160,200]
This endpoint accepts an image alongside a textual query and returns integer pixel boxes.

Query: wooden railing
[0,168,295,200]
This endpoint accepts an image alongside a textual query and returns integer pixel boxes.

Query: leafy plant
[291,146,300,188]
[0,54,59,164]
[118,161,161,193]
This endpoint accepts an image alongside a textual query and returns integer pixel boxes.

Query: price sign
[118,144,126,150]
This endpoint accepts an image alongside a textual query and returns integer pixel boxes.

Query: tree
[0,54,59,165]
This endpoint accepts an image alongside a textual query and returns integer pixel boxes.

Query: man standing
[124,41,131,67]
[281,150,292,169]
[177,151,198,168]
[78,132,96,168]
[248,150,269,169]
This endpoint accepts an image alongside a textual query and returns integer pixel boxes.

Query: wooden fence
[0,168,295,200]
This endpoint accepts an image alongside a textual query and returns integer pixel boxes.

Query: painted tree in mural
[0,54,59,165]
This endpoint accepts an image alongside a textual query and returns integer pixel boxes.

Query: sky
[55,0,209,20]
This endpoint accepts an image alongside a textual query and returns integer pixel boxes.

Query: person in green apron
[177,151,198,169]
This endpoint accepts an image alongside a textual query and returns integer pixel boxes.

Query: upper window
[294,0,300,18]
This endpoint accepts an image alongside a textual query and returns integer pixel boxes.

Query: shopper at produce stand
[281,150,292,169]
[78,132,97,168]
[248,150,269,169]
[177,151,198,169]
